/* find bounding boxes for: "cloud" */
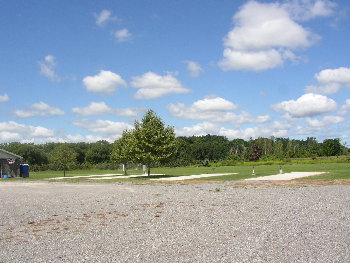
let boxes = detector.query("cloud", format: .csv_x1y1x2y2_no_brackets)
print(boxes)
113,28,132,42
72,102,113,116
0,121,54,142
192,96,237,111
220,49,284,71
14,102,64,118
43,134,108,143
169,96,270,125
339,99,350,115
219,125,290,139
305,67,350,94
272,93,337,118
306,115,344,128
72,119,133,140
38,55,60,81
175,122,220,137
175,121,290,140
0,120,133,143
185,61,203,77
0,94,9,102
95,9,117,27
72,101,143,117
115,108,144,117
296,115,344,135
283,0,336,21
219,0,322,71
131,72,190,99
83,70,127,94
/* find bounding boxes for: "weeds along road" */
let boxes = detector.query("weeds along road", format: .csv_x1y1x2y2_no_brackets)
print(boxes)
1,181,350,263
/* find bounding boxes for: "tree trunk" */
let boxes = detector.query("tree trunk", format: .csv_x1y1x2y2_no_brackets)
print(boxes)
64,169,66,177
147,167,151,177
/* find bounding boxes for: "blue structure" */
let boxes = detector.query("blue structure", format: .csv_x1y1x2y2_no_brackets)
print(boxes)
20,164,30,178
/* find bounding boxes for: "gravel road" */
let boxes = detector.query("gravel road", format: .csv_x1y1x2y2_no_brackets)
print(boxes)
1,181,349,263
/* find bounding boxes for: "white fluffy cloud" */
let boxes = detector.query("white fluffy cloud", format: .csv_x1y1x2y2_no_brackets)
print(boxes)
0,121,54,142
192,96,237,111
175,122,220,137
272,93,337,118
72,102,113,116
0,94,9,102
306,67,350,94
72,101,142,117
83,70,127,94
95,9,117,27
220,49,284,71
185,61,203,77
14,102,64,118
306,115,344,128
131,72,190,99
114,28,132,42
169,96,270,125
73,119,132,140
224,1,313,51
39,55,60,81
218,0,333,71
296,115,344,135
175,121,290,140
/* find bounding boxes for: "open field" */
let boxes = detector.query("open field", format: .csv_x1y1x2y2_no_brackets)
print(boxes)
10,163,349,183
1,181,350,262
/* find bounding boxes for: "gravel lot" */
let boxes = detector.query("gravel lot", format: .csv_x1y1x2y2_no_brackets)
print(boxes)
1,181,350,263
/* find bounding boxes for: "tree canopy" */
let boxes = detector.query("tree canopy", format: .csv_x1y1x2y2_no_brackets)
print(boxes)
112,110,177,176
51,144,78,176
111,130,134,174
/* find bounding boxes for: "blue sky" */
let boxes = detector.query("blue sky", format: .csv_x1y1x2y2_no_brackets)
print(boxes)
1,0,350,144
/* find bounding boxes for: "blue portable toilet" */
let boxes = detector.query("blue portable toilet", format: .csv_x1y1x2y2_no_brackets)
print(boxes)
20,164,29,178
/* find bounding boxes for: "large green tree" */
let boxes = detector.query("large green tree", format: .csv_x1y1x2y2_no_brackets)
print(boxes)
131,110,177,176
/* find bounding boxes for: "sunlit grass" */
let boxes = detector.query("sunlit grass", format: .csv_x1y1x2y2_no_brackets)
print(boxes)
3,162,349,182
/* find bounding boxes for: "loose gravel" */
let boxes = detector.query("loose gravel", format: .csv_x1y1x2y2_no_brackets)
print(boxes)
1,181,350,263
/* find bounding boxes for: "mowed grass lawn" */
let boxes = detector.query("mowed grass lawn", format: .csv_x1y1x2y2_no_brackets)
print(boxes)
18,162,350,182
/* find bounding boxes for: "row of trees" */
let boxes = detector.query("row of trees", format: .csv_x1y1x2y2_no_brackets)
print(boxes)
1,110,349,173
1,140,114,170
174,135,347,165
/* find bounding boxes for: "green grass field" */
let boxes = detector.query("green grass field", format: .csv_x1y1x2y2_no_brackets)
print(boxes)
5,162,346,182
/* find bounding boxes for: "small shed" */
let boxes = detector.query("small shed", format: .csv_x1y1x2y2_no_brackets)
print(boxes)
0,149,23,178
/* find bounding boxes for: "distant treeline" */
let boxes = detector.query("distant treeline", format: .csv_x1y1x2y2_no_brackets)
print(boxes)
1,136,348,171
